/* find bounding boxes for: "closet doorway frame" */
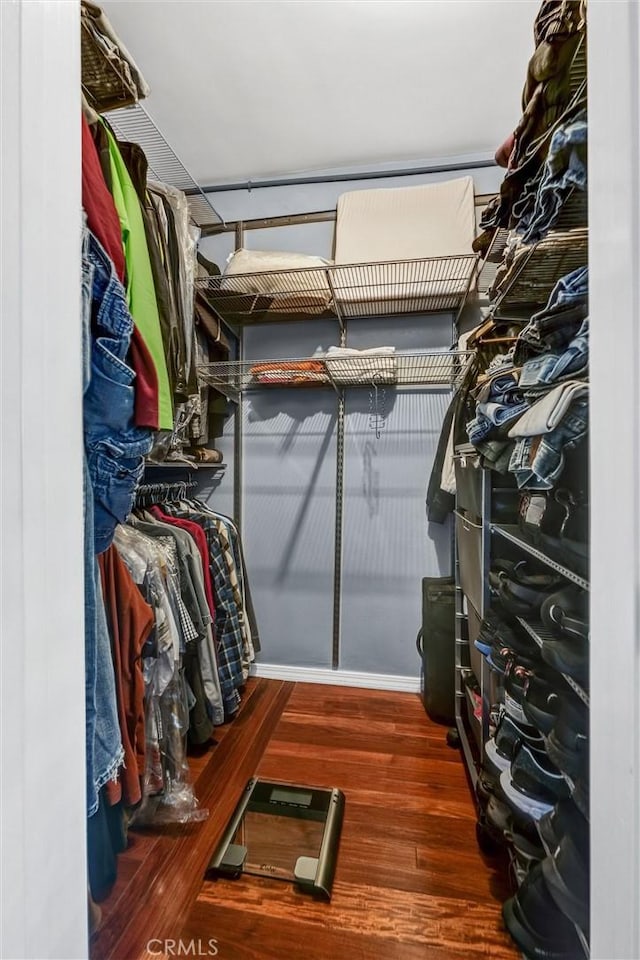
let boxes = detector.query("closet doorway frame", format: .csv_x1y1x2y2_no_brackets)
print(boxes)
0,2,87,959
589,2,640,957
1,2,639,958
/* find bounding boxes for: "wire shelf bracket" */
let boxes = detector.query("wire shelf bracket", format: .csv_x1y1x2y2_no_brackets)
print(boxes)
516,617,589,706
491,524,589,591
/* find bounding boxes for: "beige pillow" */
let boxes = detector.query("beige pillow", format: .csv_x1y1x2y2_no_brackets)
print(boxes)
221,248,333,299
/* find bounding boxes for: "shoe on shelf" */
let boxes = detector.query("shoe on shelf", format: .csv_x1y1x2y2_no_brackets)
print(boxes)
522,673,562,736
489,644,540,677
541,829,590,938
541,636,589,686
494,566,564,620
486,713,546,777
504,661,557,725
545,693,589,783
503,862,584,960
571,777,590,820
485,792,513,836
538,797,589,858
511,827,546,865
540,586,589,642
500,741,570,821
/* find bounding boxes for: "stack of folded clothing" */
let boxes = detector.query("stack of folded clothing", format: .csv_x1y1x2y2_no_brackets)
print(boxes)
249,360,329,386
469,265,589,492
466,353,528,466
323,346,397,385
506,267,589,492
513,110,587,244
477,1,586,239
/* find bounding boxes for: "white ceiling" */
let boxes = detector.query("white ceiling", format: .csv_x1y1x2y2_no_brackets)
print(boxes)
101,0,539,185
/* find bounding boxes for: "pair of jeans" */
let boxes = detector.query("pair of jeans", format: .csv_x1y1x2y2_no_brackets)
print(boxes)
83,227,153,553
83,224,124,817
467,399,529,445
515,300,588,363
519,317,589,391
540,265,589,312
509,397,589,490
475,371,523,406
514,266,589,362
514,112,587,242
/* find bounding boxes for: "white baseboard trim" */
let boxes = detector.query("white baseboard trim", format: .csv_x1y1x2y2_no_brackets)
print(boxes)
250,663,421,693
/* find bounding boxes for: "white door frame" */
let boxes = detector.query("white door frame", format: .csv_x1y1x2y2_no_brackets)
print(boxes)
589,2,640,958
1,2,640,958
0,2,87,958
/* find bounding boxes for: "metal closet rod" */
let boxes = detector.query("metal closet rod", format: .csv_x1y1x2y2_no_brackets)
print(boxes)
188,156,497,196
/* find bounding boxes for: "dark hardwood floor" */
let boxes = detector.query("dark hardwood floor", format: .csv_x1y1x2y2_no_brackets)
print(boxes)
92,680,518,960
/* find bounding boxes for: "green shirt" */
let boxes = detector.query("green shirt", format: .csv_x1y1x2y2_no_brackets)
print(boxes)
102,121,173,430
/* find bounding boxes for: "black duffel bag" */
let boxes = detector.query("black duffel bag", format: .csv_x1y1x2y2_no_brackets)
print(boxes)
416,577,456,724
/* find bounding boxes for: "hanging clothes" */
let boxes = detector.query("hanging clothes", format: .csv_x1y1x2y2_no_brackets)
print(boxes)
82,113,160,430
98,543,154,808
100,119,174,430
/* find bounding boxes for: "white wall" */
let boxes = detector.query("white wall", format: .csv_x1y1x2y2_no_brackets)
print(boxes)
0,2,87,958
589,2,640,957
101,0,539,183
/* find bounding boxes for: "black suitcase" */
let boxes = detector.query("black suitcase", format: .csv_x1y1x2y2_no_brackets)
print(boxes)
416,577,456,724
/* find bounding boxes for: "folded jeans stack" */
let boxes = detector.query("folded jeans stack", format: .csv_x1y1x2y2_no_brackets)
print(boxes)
507,313,589,490
513,109,587,243
515,265,588,362
467,365,528,446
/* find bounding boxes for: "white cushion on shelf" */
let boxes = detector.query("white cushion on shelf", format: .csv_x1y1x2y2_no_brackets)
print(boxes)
324,346,397,385
332,178,476,308
220,249,333,312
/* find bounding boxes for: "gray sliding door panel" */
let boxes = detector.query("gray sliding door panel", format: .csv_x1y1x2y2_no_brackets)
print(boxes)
340,388,452,676
243,389,337,667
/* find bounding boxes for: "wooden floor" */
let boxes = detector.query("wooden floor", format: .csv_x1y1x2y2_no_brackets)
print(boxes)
92,680,519,960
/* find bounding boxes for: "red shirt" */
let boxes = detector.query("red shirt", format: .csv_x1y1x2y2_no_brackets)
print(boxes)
82,114,160,430
82,114,125,282
98,544,154,807
149,507,216,621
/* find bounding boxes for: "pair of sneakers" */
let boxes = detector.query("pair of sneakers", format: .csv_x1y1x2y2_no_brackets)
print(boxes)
486,705,570,823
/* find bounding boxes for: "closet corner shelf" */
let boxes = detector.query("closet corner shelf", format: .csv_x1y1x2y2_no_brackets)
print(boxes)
194,254,479,327
104,103,224,227
515,617,589,706
491,524,589,591
197,350,474,399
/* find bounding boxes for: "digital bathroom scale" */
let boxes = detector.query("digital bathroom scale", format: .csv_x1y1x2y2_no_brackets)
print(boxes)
206,779,345,901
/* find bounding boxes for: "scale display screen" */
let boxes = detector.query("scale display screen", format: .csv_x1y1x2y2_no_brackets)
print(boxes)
270,787,313,807
207,779,345,900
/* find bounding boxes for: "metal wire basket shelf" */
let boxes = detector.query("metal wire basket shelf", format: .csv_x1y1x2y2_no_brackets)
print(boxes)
197,350,474,401
81,14,141,112
104,103,224,227
195,255,478,326
480,182,587,293
490,227,588,312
